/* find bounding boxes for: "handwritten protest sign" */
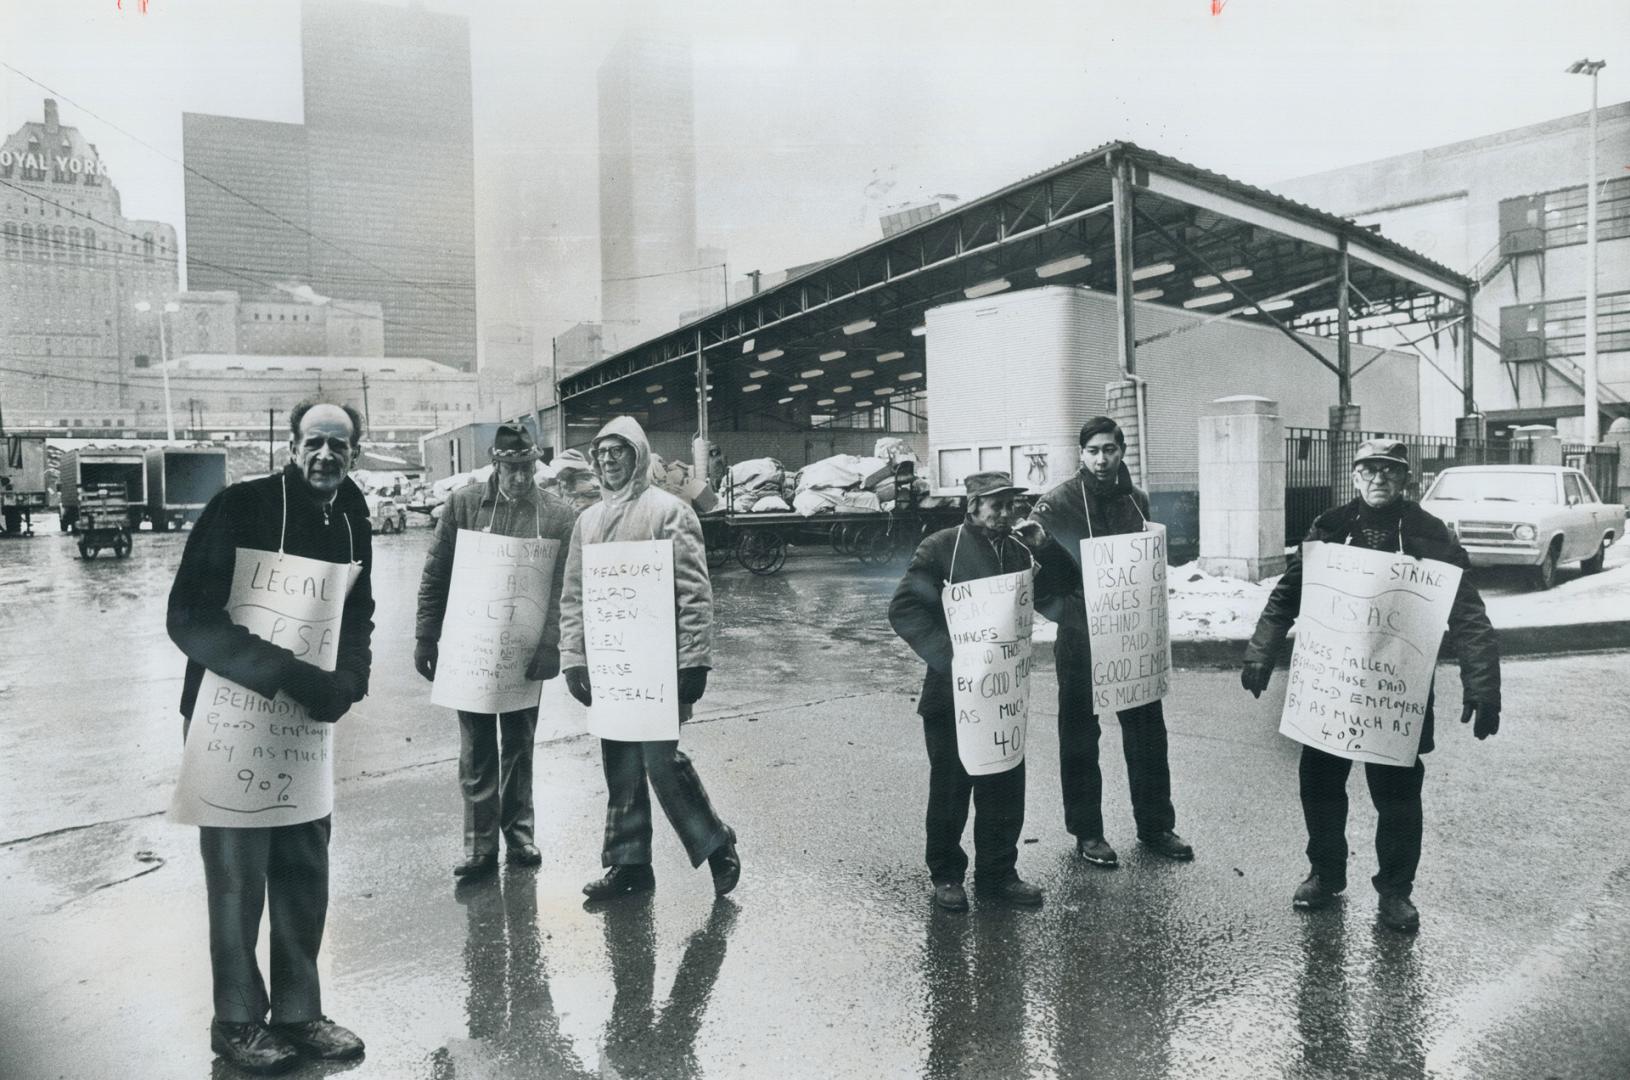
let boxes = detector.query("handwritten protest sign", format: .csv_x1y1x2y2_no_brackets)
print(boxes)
431,531,559,713
583,539,680,742
1279,541,1462,766
942,568,1035,775
170,549,352,827
1080,523,1171,713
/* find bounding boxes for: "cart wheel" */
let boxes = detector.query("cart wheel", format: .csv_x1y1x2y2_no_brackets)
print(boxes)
706,540,732,569
736,531,786,576
77,537,91,559
114,531,132,558
857,525,898,566
830,523,856,556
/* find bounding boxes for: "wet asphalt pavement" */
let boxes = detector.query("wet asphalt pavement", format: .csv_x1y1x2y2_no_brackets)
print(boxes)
2,526,1629,1079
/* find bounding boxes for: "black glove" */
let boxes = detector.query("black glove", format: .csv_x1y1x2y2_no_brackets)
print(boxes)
678,667,709,706
564,666,592,707
288,667,357,724
1461,701,1500,740
1240,661,1272,699
526,645,561,682
414,639,437,682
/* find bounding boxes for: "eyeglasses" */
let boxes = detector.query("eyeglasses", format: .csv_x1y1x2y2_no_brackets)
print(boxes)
592,444,633,462
1355,463,1407,481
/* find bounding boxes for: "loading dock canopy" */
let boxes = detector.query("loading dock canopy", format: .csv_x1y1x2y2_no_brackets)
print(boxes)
559,141,1475,433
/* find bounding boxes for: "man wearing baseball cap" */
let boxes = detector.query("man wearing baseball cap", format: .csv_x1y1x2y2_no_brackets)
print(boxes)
1241,438,1501,933
889,470,1060,911
416,424,577,880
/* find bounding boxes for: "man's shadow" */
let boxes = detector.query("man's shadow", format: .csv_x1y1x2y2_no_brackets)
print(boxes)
598,896,739,1080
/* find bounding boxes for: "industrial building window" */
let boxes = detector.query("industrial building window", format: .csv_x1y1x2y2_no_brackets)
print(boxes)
83,228,95,263
2,222,15,255
1538,177,1630,248
1503,290,1630,360
142,232,154,263
133,355,150,368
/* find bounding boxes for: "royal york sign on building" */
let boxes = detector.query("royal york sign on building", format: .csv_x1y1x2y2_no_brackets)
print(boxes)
0,149,109,178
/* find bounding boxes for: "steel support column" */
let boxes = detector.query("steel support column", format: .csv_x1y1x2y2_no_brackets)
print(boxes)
1337,238,1352,406
693,329,709,473
1461,289,1477,417
1111,155,1137,376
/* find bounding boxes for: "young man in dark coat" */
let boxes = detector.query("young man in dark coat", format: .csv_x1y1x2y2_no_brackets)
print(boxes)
167,401,373,1073
414,424,578,881
889,471,1055,911
1027,416,1193,868
1241,438,1502,933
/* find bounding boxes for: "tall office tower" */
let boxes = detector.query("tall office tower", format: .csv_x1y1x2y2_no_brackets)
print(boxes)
183,0,477,370
597,27,698,353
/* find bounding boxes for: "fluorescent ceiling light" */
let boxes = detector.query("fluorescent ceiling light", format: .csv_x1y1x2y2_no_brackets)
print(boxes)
749,369,770,378
644,383,663,393
778,396,793,404
817,398,835,406
854,401,872,408
742,384,761,393
1036,254,1092,278
964,278,1011,299
1257,299,1295,312
877,351,905,363
1192,268,1253,288
820,349,846,361
758,348,785,361
834,386,853,393
1133,288,1164,301
1132,262,1176,281
873,387,894,396
741,338,755,353
842,318,877,335
910,325,927,337
788,383,808,391
1183,292,1233,309
652,396,669,405
609,397,623,405
800,369,823,378
898,372,923,381
850,369,873,379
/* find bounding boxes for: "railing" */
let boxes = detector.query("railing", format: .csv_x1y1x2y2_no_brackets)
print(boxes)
1563,444,1622,504
1284,428,1532,543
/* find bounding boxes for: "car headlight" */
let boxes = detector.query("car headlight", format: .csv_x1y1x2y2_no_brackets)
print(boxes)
1513,524,1537,541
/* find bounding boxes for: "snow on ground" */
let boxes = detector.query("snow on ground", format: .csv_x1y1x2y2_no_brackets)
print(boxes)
1031,534,1630,644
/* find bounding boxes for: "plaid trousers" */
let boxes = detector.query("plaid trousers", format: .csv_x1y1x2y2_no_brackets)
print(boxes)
599,727,731,868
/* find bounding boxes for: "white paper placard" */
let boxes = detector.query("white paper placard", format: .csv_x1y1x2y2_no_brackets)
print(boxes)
431,530,559,714
1279,541,1462,766
583,539,680,742
1080,523,1171,713
942,567,1035,775
170,548,351,827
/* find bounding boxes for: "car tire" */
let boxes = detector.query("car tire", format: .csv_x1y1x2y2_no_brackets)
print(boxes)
1580,534,1610,575
1531,541,1560,590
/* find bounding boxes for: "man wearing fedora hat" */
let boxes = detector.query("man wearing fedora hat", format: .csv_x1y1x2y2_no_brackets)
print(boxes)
889,470,1059,911
416,423,578,881
1242,438,1501,933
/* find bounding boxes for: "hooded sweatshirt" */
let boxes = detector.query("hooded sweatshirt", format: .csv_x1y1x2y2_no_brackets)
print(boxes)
558,416,714,671
1028,461,1153,631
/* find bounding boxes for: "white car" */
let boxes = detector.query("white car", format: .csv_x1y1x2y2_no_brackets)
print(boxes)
1421,465,1625,589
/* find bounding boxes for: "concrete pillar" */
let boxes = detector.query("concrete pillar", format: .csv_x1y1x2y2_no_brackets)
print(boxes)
1198,395,1286,582
1455,414,1486,443
1328,402,1362,499
1107,379,1146,489
1512,424,1563,467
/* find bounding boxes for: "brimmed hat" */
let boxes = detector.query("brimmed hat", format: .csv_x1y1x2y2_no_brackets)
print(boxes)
964,470,1026,499
490,424,539,463
1353,439,1409,470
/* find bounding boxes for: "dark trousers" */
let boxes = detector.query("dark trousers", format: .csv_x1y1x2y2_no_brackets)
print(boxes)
922,711,1025,886
199,816,331,1024
457,707,539,858
1054,626,1177,840
600,735,730,868
1299,745,1425,898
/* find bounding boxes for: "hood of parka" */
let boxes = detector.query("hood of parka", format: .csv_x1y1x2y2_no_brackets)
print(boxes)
592,415,652,507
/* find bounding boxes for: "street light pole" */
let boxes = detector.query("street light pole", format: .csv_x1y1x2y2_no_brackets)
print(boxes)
134,300,180,440
1568,57,1607,444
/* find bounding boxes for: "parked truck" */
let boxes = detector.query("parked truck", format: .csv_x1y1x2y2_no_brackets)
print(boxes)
59,448,147,532
145,446,228,531
1,434,50,536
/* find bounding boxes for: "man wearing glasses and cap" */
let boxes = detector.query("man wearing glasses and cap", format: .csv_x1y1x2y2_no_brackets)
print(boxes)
415,424,577,881
1241,438,1502,933
889,471,1058,911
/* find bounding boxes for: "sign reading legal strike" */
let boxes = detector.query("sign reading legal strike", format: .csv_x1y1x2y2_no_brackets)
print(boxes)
1080,523,1171,713
431,531,559,713
583,539,680,742
170,549,352,827
1279,541,1462,766
942,567,1035,774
